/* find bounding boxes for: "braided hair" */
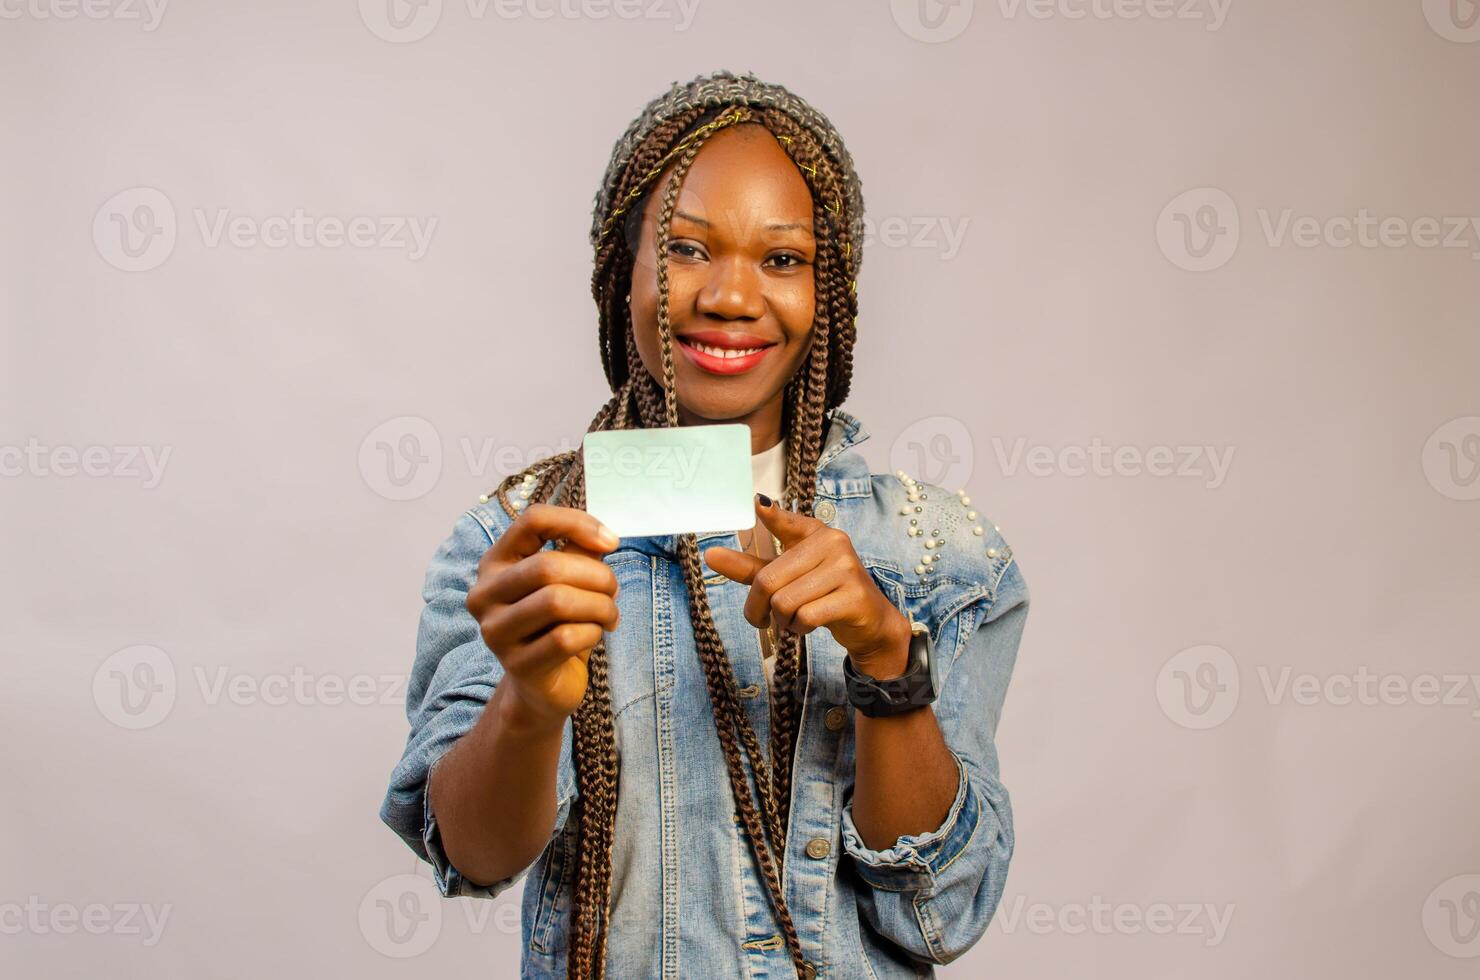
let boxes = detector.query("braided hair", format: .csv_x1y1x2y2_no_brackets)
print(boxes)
486,70,865,978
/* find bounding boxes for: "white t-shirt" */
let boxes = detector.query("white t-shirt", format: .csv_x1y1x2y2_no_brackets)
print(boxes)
752,437,786,691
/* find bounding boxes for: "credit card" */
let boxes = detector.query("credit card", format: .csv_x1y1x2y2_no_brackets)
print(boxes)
582,424,753,538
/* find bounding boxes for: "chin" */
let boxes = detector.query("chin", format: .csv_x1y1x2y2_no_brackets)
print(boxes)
675,390,772,423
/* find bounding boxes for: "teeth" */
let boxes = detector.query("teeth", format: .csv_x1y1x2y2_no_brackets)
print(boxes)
688,340,764,359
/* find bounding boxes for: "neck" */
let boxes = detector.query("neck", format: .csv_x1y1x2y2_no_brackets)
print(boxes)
675,394,786,456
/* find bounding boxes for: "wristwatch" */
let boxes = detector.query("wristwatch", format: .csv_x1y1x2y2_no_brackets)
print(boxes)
842,618,938,717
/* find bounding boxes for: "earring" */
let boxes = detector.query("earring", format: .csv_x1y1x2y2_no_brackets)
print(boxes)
625,294,632,303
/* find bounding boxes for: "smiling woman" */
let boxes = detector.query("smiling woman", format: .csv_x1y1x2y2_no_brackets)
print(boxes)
624,120,819,425
380,70,1028,980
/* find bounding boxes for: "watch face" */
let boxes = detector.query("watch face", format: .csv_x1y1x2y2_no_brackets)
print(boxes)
914,624,940,702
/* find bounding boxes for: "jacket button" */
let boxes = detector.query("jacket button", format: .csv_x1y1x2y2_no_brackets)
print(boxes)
824,706,847,731
805,837,831,859
814,500,836,524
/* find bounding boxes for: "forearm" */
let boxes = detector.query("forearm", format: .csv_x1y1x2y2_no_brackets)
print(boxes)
428,681,566,886
849,639,960,851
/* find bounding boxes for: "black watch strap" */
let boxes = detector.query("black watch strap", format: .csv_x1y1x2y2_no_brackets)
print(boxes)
843,620,937,717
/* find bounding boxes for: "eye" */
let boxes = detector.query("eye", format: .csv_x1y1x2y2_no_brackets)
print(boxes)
767,252,809,270
667,241,707,261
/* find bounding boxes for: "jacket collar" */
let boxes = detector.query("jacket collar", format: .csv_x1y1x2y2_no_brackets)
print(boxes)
616,406,870,559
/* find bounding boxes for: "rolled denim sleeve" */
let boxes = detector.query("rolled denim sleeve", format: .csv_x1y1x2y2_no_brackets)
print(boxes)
840,555,1028,964
378,507,578,900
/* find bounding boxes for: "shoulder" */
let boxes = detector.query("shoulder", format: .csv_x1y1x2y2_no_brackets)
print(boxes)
419,492,518,599
831,464,1026,629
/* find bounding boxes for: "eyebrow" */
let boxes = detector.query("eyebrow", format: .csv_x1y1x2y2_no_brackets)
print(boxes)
674,210,811,234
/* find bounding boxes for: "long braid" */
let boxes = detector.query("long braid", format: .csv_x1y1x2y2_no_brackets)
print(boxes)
485,71,865,978
645,118,806,964
490,383,634,979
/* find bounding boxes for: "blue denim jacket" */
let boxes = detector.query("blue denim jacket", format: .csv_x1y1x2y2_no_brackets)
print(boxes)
380,407,1029,978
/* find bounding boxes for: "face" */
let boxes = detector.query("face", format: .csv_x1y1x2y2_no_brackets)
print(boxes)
627,123,817,445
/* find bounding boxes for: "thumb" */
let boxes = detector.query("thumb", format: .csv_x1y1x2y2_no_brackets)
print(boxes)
702,545,766,585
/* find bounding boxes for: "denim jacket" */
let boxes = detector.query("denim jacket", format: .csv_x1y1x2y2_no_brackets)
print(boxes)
380,406,1029,978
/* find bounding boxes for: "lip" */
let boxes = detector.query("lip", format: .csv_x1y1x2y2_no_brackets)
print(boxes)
675,330,777,376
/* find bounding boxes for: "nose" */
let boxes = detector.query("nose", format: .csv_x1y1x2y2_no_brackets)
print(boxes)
694,256,765,321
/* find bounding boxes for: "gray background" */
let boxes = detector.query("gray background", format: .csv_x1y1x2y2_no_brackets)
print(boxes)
3,0,1478,976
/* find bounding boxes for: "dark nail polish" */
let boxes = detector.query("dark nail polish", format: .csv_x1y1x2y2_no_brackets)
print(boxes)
756,492,773,508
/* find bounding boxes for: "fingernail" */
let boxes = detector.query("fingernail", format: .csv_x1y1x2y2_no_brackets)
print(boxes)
756,492,773,508
598,523,620,548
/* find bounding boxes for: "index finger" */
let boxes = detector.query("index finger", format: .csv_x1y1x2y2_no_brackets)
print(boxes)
492,502,621,561
754,493,826,549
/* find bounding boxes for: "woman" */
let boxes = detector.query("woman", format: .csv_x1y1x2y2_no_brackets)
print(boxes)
380,70,1029,979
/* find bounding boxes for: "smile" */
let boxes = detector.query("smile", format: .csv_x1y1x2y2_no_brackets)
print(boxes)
675,331,777,376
